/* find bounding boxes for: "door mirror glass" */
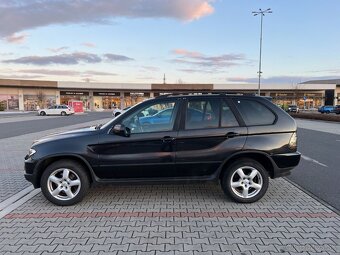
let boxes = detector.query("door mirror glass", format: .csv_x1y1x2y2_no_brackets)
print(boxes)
113,124,131,137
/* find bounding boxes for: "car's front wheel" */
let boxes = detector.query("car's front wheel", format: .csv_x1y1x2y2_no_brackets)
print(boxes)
40,111,46,116
41,160,90,206
221,159,269,203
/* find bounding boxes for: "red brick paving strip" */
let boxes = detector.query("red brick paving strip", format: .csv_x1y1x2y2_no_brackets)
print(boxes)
4,211,338,219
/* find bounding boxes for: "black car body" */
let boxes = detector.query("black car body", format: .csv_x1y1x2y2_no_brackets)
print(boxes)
25,94,301,205
287,105,299,113
335,105,340,114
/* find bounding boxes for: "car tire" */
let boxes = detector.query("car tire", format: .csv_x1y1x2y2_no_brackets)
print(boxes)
40,160,90,206
221,158,269,203
40,111,46,116
61,111,66,116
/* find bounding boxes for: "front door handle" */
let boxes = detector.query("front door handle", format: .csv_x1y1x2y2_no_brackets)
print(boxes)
226,132,239,138
162,136,176,143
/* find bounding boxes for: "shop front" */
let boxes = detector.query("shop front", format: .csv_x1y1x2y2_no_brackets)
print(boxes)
23,94,56,111
93,92,121,110
124,92,150,107
60,91,90,110
0,94,19,111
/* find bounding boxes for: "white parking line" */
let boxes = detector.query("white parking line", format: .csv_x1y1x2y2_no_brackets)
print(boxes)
301,155,328,168
0,188,41,219
0,186,34,211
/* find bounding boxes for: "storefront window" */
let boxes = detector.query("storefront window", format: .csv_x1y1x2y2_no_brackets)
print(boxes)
0,95,19,111
24,95,55,111
93,92,121,110
60,91,89,110
124,92,150,107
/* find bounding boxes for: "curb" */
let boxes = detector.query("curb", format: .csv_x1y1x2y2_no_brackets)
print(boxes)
284,177,340,216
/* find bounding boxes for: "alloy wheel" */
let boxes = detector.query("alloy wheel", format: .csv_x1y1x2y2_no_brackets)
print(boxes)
47,168,81,201
230,166,263,199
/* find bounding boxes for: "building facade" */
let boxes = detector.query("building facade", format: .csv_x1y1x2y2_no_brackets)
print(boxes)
0,79,339,111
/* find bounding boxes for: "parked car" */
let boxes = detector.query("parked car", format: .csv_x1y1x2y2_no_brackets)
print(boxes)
318,105,335,114
38,105,74,116
25,94,300,206
287,105,299,113
112,106,131,117
334,105,340,114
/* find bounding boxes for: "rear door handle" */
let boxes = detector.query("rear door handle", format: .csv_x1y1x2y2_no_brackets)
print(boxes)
226,132,239,138
162,136,176,143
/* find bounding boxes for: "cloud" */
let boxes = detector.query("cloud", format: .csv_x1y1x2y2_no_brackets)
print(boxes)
0,74,43,79
81,42,96,48
104,53,134,62
172,48,246,72
140,66,160,71
227,75,340,84
178,68,215,74
3,52,134,65
47,46,69,53
0,0,214,37
3,33,27,44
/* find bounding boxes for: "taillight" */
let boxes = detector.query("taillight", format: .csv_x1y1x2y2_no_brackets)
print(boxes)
289,132,297,150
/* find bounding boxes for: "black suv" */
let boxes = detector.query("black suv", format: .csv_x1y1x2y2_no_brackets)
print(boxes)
25,94,300,206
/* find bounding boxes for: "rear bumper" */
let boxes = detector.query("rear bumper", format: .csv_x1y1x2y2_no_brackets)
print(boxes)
270,152,301,178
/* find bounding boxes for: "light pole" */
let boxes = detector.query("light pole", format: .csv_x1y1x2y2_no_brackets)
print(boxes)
252,8,272,96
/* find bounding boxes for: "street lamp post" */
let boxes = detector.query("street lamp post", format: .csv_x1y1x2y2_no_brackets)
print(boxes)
252,8,272,96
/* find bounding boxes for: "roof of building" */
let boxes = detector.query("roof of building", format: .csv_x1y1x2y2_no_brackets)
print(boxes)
301,79,340,85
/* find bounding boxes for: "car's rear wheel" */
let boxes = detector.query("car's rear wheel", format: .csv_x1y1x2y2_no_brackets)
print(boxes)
61,111,66,116
221,159,269,203
40,111,46,116
41,160,90,206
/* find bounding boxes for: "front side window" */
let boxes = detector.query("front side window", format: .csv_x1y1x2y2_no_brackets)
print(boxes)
233,99,276,126
121,101,177,134
185,99,220,130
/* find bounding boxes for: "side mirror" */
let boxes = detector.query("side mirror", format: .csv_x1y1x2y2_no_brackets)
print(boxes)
113,124,131,137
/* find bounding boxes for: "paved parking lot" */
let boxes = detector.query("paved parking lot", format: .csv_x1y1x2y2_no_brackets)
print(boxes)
1,181,339,255
0,114,339,255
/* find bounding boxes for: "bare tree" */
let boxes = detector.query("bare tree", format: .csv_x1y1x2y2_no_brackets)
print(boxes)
36,90,44,109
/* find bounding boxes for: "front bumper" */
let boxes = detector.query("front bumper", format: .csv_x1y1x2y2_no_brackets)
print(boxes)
24,158,40,188
271,152,301,178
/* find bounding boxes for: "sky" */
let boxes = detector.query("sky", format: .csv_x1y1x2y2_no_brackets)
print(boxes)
0,0,339,85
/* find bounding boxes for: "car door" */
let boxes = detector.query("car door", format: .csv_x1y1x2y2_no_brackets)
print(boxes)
94,99,181,179
175,97,247,178
46,105,56,115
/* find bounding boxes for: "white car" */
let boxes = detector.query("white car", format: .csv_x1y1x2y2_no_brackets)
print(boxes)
38,105,75,116
112,106,131,117
112,107,123,117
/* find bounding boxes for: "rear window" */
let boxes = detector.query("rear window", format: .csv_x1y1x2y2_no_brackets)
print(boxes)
233,99,276,126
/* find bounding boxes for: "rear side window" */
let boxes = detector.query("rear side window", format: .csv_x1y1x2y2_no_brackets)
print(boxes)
221,100,239,127
233,99,275,126
185,99,220,129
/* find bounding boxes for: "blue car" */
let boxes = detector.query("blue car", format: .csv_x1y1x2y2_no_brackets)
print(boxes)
139,108,174,125
139,108,208,125
318,105,335,114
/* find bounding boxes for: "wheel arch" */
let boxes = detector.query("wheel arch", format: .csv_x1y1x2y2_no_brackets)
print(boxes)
35,154,96,187
218,151,275,179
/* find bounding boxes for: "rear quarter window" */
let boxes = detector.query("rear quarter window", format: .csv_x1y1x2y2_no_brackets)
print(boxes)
233,99,276,126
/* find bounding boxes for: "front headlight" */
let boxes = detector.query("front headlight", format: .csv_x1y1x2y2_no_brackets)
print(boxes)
28,148,36,158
